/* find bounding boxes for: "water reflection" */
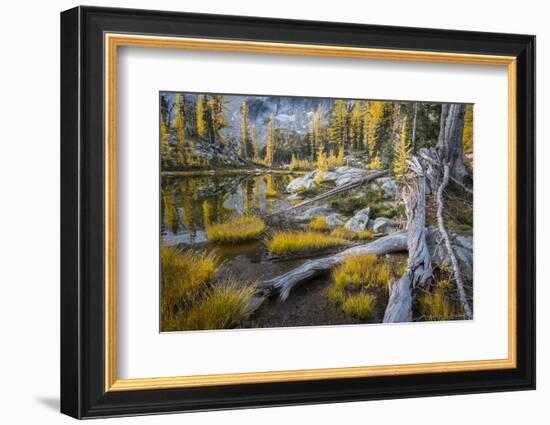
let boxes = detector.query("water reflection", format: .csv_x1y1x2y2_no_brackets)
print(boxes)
161,172,295,246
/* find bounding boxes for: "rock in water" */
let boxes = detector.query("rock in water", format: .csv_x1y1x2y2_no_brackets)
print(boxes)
372,217,399,234
344,207,371,232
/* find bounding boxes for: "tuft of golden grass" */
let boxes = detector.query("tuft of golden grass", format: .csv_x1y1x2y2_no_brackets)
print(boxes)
330,226,373,241
179,280,254,331
309,215,329,231
332,253,391,291
418,281,456,321
160,247,219,330
267,231,345,255
341,294,376,319
265,188,278,198
327,286,345,305
206,215,266,243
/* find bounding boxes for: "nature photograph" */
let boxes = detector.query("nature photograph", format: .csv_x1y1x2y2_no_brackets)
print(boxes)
159,91,474,332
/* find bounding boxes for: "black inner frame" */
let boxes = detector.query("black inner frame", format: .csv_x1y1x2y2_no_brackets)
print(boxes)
60,6,535,419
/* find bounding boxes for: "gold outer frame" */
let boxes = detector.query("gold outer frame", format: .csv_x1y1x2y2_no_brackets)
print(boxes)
104,33,517,392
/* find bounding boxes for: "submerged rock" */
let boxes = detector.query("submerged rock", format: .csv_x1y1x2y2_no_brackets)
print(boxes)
344,207,371,232
372,217,399,234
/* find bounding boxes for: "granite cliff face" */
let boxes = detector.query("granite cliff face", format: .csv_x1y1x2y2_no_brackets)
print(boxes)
162,92,337,146
223,95,334,143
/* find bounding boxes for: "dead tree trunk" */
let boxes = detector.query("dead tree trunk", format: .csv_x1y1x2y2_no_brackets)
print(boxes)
435,164,473,319
383,158,432,322
420,103,473,319
436,104,468,184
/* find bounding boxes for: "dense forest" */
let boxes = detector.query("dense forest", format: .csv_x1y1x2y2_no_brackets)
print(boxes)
159,92,474,332
159,93,473,172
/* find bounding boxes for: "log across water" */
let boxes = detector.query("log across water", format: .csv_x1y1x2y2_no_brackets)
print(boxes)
261,231,408,301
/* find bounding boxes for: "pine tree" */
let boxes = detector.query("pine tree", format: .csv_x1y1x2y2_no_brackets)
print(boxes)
364,101,386,158
160,113,171,167
336,145,345,166
463,104,473,156
393,122,412,177
251,126,260,161
174,94,187,166
207,95,227,145
290,153,298,170
264,114,276,166
350,101,365,151
328,100,348,152
240,101,250,158
316,144,326,170
197,95,209,138
306,126,315,161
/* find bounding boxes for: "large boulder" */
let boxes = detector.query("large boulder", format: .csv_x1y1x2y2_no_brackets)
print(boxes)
317,166,366,186
375,176,398,198
427,228,473,282
344,207,371,232
326,213,345,227
372,217,399,234
286,171,316,193
293,205,334,222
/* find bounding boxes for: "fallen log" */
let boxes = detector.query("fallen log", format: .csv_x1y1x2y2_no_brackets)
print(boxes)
263,231,408,301
265,169,388,219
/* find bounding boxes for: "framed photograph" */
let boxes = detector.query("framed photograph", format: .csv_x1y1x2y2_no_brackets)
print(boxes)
60,6,535,419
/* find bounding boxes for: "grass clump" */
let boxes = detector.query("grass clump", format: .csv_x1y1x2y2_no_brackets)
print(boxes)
418,280,456,321
265,188,278,198
207,215,266,243
332,254,391,291
267,231,345,255
327,254,393,321
341,294,376,320
309,216,329,231
160,247,254,332
330,226,373,241
179,281,254,330
160,247,219,330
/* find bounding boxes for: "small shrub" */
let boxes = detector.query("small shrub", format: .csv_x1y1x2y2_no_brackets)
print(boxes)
342,294,376,319
267,231,345,255
332,253,391,290
309,216,329,231
207,215,266,243
179,281,254,330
